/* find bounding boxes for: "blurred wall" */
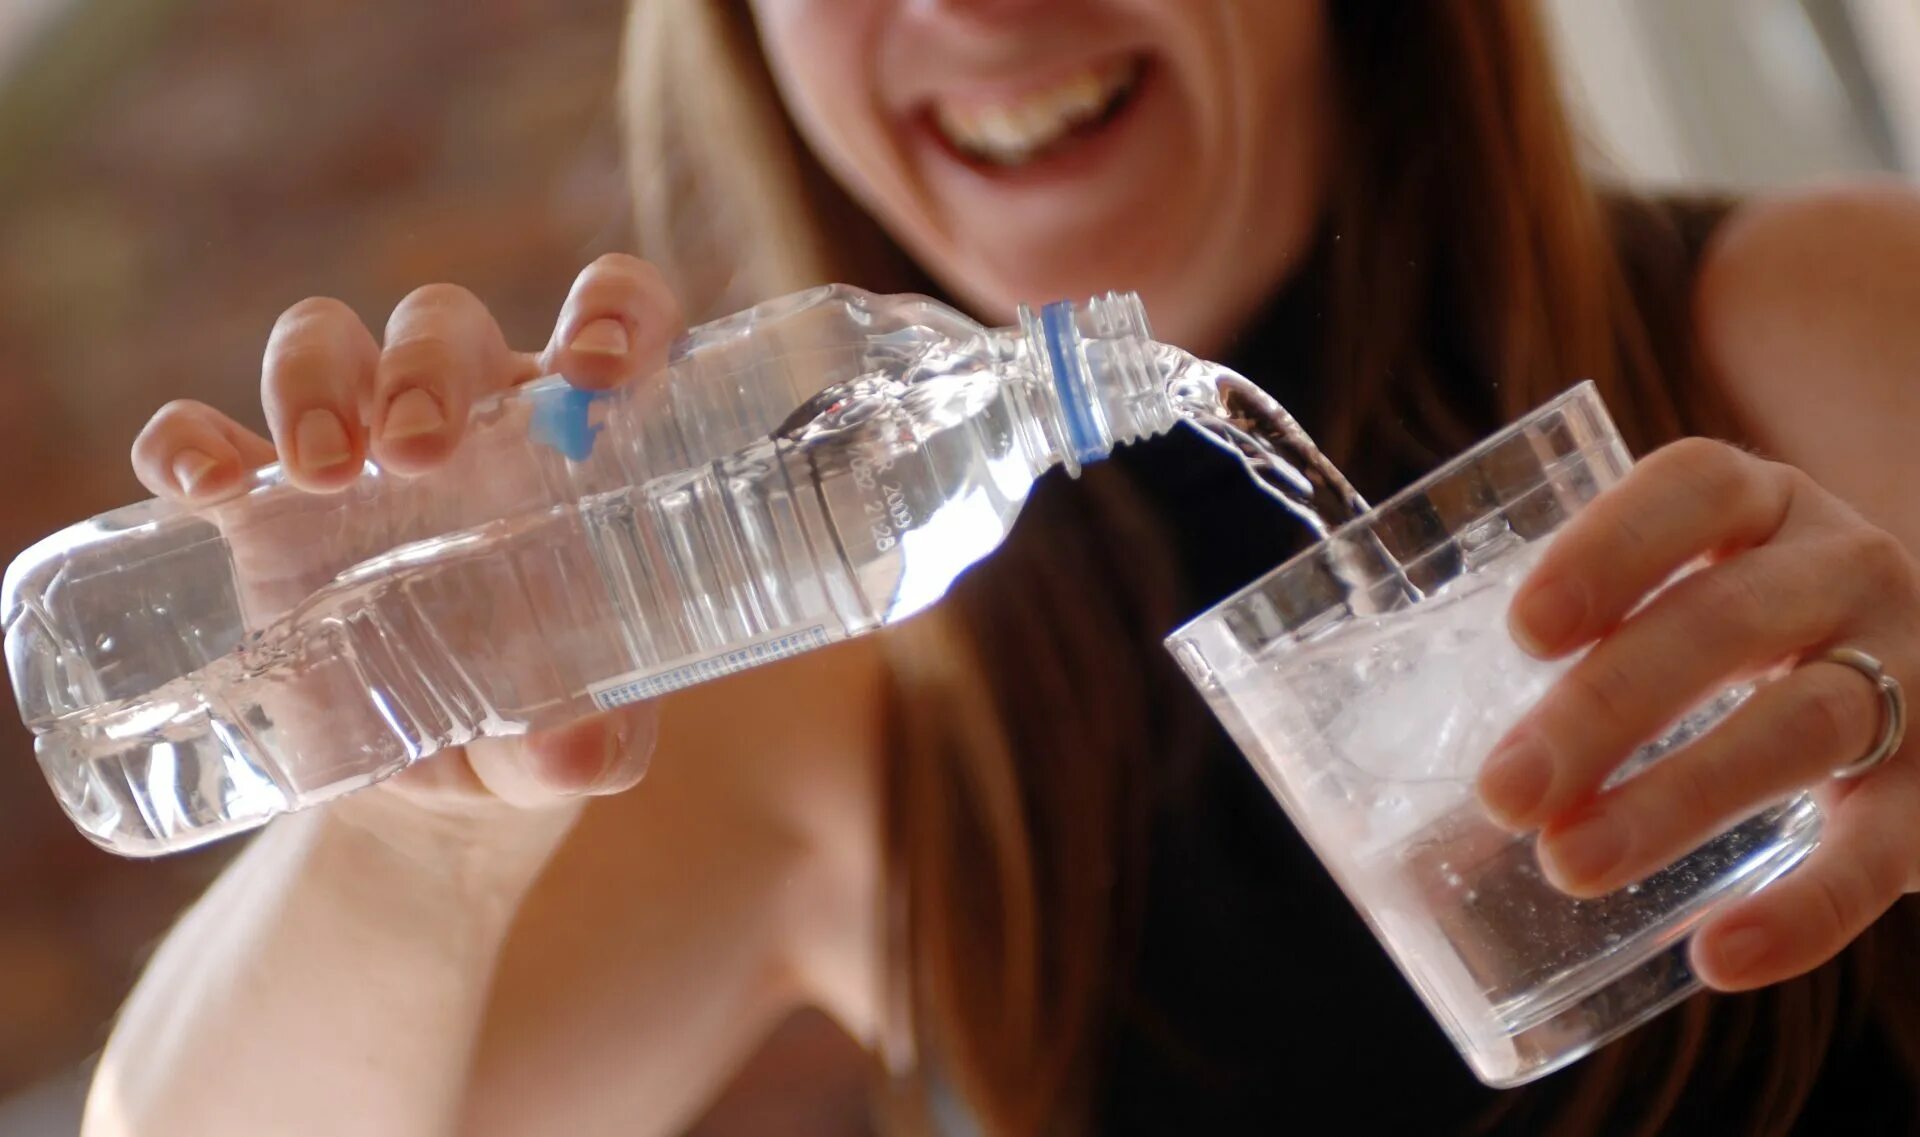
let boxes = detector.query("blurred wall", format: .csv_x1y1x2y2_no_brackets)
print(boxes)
1545,0,1917,185
0,0,632,1105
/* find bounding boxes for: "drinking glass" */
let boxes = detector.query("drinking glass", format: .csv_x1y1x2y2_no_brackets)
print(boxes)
1164,382,1821,1086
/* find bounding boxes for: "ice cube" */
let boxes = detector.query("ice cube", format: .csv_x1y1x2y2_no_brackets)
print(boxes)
1324,566,1562,786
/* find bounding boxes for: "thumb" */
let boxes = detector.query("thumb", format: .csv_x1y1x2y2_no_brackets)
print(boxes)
467,704,659,807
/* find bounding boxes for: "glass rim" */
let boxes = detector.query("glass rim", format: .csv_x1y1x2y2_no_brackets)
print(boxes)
1166,379,1607,645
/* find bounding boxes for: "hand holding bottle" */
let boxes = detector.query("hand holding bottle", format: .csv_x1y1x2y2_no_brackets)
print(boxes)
19,278,1166,856
125,256,681,842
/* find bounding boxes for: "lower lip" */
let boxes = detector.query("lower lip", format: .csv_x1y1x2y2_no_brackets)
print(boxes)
917,61,1159,191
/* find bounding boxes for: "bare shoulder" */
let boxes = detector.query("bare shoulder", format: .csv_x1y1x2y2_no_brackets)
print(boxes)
1693,180,1920,532
1696,179,1920,421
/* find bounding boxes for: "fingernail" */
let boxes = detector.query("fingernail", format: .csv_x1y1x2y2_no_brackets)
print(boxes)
1544,810,1625,887
1511,578,1587,658
380,388,445,441
599,727,624,781
171,448,220,494
1708,926,1771,979
561,728,625,798
1479,732,1553,827
568,317,629,358
295,408,353,469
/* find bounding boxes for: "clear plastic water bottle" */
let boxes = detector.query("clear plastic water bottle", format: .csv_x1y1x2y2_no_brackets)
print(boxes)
6,285,1181,855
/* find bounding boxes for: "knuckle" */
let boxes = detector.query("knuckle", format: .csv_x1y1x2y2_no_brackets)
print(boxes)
261,340,347,403
1648,438,1784,528
1775,458,1818,498
147,398,211,430
1563,654,1638,727
1680,565,1774,651
1748,457,1803,522
1650,436,1729,482
588,251,654,283
1810,857,1882,941
133,400,209,458
591,255,681,324
1591,502,1652,560
1660,435,1728,469
379,334,464,386
1809,871,1856,943
1666,438,1744,504
277,295,356,330
1663,755,1724,838
1841,527,1912,593
397,281,480,314
1788,669,1863,760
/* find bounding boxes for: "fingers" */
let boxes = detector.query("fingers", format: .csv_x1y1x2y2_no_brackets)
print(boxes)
540,254,684,390
1479,543,1858,828
461,705,658,808
132,400,280,502
261,298,382,491
370,283,530,475
1533,658,1884,896
254,260,682,492
1690,762,1920,990
1510,439,1798,659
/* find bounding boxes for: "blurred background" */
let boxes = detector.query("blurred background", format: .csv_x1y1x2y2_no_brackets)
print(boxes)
0,1,1913,1133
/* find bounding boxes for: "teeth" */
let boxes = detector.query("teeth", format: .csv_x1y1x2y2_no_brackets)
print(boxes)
934,60,1139,167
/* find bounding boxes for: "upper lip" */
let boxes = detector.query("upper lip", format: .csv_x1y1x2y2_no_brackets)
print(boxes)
884,48,1147,121
927,57,1143,166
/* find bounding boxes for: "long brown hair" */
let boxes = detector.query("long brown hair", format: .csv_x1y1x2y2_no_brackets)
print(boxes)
621,3,1920,1134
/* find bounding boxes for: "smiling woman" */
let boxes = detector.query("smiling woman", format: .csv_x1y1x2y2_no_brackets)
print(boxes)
927,56,1143,168
499,3,1920,1134
739,0,1332,358
22,1,1920,1136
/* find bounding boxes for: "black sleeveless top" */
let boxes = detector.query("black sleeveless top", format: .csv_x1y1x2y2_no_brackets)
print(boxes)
1086,203,1920,1135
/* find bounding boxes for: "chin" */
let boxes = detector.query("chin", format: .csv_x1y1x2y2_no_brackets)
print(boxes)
938,253,1227,360
940,231,1189,325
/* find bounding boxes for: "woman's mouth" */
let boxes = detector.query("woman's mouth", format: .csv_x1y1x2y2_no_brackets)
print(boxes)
927,55,1147,170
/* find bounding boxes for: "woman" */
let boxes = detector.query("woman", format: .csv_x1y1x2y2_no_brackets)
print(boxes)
95,2,1920,1134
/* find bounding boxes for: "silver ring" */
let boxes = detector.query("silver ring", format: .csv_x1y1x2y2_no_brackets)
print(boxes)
1816,647,1906,779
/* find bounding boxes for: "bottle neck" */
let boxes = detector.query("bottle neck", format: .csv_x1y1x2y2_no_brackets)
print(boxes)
1013,291,1179,476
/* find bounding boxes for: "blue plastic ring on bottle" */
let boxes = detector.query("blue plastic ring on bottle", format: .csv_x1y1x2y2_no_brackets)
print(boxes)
1041,301,1104,465
530,382,614,462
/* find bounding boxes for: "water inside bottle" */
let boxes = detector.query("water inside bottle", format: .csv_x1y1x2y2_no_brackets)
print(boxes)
29,328,1400,856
